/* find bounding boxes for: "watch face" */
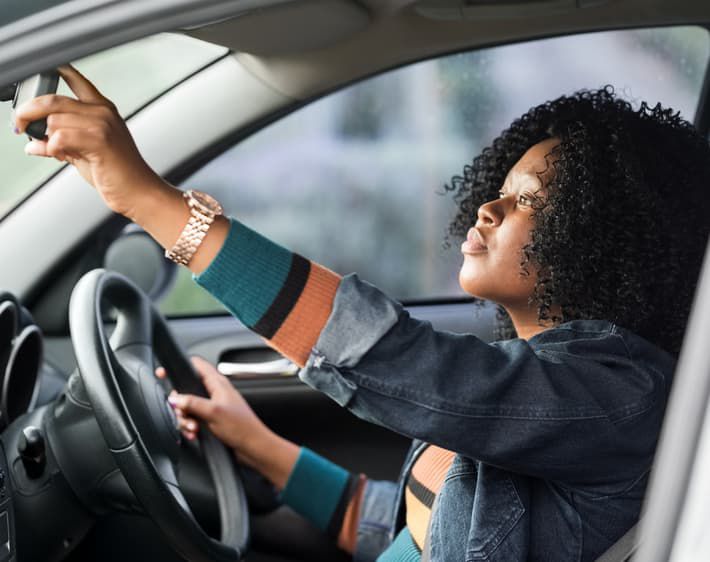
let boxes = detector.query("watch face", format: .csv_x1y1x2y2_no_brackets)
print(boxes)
188,190,223,215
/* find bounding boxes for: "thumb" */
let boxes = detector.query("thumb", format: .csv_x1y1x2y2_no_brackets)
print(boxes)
169,392,215,422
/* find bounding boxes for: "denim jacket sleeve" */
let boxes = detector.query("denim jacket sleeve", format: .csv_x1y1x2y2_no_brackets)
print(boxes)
300,274,671,488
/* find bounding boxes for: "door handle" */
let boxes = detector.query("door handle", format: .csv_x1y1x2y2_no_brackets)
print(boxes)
217,358,299,379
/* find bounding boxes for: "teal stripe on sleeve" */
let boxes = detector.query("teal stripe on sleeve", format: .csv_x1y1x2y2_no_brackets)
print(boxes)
193,218,293,327
280,447,351,531
377,527,421,562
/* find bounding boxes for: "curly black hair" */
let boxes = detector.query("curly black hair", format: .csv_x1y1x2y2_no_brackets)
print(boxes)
446,86,710,355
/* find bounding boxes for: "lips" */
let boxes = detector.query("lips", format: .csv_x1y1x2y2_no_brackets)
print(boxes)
461,228,487,254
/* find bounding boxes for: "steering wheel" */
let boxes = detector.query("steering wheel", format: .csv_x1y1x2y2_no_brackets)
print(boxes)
68,268,249,561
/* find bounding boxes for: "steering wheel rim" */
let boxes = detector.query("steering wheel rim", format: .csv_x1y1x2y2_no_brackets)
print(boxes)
69,268,249,561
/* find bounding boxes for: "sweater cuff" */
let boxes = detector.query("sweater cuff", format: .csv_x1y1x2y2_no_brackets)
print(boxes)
192,217,293,327
280,447,351,531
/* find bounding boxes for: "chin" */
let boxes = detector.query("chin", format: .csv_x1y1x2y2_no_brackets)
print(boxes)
458,265,490,300
458,263,530,305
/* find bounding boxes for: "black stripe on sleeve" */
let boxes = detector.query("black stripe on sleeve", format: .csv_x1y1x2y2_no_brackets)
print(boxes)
253,253,311,339
407,474,435,509
326,473,359,540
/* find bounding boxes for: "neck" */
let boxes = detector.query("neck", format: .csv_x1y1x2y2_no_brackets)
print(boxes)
504,305,558,341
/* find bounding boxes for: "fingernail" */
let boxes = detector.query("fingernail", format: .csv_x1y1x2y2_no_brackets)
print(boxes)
187,421,197,431
168,395,179,407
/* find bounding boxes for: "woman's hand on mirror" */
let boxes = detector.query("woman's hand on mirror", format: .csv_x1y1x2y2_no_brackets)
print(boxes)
12,64,169,222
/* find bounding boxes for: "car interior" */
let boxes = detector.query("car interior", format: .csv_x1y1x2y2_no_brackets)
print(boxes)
0,1,709,561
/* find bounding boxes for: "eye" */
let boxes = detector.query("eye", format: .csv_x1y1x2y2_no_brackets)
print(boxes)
517,193,534,207
498,191,506,199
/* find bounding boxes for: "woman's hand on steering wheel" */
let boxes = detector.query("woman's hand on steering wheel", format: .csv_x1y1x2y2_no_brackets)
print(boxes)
157,356,301,490
158,356,267,453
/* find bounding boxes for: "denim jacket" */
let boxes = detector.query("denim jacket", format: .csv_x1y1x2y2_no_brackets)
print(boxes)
299,275,675,561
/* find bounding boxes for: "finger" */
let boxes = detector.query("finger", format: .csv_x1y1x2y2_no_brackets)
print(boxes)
175,412,199,440
174,406,198,426
25,128,84,163
168,392,215,421
58,64,109,104
168,392,185,417
45,112,102,136
178,417,199,433
155,366,167,379
44,127,108,162
25,137,74,162
14,95,103,133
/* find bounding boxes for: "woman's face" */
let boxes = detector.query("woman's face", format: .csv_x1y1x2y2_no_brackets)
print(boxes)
458,138,558,308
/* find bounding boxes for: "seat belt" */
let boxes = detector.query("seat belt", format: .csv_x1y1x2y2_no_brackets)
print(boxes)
595,522,640,562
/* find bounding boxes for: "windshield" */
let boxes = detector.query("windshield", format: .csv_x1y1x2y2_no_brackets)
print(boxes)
0,32,227,219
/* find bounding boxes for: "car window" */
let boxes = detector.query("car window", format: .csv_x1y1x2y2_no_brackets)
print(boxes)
0,33,227,219
159,24,710,317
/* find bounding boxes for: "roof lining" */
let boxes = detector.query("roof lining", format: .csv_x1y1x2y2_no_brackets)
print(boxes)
188,0,710,100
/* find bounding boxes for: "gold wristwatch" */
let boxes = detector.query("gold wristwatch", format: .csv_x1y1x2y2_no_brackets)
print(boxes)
165,190,224,266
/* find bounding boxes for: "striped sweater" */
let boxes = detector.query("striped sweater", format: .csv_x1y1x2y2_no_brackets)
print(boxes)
194,217,456,559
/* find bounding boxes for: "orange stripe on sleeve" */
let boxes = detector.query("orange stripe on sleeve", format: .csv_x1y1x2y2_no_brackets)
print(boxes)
268,262,341,367
337,474,367,553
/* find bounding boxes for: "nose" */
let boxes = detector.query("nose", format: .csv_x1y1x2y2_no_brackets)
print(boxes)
476,198,504,227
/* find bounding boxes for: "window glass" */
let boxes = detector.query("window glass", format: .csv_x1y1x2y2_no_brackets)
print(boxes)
156,25,710,316
0,33,226,219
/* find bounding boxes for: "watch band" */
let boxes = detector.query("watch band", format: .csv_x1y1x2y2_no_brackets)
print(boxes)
165,190,223,266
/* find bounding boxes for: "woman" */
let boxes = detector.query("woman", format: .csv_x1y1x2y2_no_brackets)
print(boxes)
13,66,710,561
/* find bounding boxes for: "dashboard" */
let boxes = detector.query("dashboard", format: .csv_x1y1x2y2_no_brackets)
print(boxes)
0,291,45,562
